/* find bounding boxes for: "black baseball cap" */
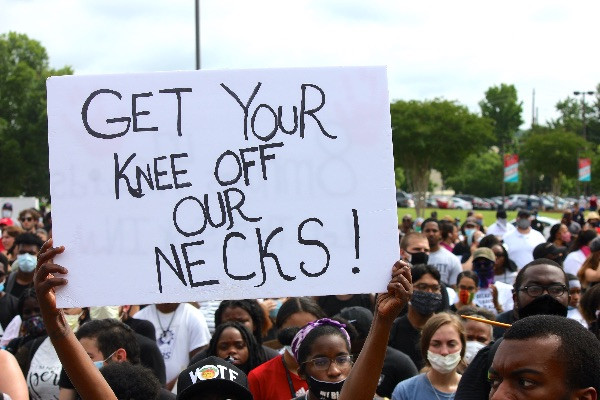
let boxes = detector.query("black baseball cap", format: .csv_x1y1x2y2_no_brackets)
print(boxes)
337,306,373,340
532,242,566,260
177,356,253,400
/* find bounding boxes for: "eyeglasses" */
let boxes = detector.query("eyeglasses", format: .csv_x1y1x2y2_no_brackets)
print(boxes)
20,217,33,222
518,284,567,298
414,283,442,292
458,285,476,291
302,355,353,371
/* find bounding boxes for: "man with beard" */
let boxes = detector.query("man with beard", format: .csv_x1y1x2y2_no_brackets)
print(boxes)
454,258,571,400
388,264,445,369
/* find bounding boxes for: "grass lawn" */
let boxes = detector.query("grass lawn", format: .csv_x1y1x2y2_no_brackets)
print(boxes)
397,208,564,227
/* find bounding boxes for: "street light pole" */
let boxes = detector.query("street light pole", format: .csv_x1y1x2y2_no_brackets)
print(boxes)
573,90,594,140
195,0,201,70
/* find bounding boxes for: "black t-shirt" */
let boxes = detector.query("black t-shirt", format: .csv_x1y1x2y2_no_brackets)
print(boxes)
376,346,418,398
388,315,423,369
5,271,31,299
0,293,19,330
316,294,374,317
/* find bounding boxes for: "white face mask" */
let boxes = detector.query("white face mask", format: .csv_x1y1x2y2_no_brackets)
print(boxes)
89,306,120,320
64,313,83,333
427,350,462,374
463,340,486,365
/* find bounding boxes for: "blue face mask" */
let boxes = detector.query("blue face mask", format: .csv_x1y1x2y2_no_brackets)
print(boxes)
0,281,4,292
93,350,117,369
17,253,37,273
269,300,283,320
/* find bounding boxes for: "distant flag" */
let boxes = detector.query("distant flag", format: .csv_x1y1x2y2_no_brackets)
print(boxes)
579,158,591,182
504,154,519,183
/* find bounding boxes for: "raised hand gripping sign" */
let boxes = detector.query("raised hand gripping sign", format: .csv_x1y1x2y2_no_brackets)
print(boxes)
47,66,398,307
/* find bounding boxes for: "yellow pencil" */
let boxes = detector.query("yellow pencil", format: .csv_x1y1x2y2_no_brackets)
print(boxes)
461,314,512,329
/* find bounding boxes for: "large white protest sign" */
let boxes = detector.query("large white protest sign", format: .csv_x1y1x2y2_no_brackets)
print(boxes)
47,66,398,307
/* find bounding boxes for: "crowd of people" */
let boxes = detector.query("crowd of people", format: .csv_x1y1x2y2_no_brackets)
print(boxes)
0,202,599,400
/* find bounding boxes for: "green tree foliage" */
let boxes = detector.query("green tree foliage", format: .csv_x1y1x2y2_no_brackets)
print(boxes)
521,127,589,196
445,151,520,197
0,32,72,197
390,99,493,216
479,84,523,151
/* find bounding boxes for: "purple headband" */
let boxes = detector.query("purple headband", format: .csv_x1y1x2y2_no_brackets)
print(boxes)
290,318,351,361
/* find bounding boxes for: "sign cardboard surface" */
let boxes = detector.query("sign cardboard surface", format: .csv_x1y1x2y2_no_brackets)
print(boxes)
47,66,398,307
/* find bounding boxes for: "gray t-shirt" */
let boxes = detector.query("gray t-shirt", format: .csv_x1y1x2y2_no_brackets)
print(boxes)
428,247,462,286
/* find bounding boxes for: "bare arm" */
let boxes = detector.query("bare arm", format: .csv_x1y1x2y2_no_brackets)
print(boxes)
340,261,412,400
35,239,117,400
0,349,28,400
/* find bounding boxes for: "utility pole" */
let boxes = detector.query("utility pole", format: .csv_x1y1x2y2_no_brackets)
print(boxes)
195,0,201,70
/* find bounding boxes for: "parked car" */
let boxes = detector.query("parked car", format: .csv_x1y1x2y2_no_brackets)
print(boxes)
396,190,415,208
481,197,498,210
454,194,492,210
505,194,546,211
429,195,453,209
451,197,474,210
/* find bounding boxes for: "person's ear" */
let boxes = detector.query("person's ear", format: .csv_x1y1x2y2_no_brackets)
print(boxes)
570,386,596,400
113,348,127,362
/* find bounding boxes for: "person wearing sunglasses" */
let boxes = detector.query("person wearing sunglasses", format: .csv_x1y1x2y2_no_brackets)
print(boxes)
17,209,40,234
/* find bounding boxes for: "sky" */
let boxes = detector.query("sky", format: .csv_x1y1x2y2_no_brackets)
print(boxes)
1,0,598,129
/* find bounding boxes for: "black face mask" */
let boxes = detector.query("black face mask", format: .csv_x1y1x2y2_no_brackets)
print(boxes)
517,294,568,319
407,251,429,265
306,375,345,400
410,290,442,315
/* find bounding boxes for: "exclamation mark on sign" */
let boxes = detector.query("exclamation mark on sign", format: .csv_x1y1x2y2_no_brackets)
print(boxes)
352,209,360,274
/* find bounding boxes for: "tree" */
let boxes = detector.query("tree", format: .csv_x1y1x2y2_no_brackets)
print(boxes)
520,127,589,197
479,84,523,199
0,32,72,197
445,151,520,197
390,99,493,216
479,84,523,149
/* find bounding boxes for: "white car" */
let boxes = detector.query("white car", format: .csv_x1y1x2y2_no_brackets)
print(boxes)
451,197,473,210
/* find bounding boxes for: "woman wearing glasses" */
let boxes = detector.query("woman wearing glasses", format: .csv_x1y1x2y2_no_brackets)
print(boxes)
392,313,465,400
290,318,354,400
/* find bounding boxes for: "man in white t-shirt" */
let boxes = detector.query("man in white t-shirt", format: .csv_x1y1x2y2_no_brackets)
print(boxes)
487,209,515,238
135,303,210,390
422,218,462,288
502,210,545,269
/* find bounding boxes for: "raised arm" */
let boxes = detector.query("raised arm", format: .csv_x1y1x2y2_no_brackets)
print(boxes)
0,349,28,400
340,261,412,400
35,239,117,400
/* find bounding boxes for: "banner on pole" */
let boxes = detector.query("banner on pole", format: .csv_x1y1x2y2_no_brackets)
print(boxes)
579,158,591,182
504,154,519,183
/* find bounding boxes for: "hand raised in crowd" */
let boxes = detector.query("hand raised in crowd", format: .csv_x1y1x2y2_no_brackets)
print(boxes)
340,261,413,400
375,260,412,322
34,239,118,400
34,239,68,336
